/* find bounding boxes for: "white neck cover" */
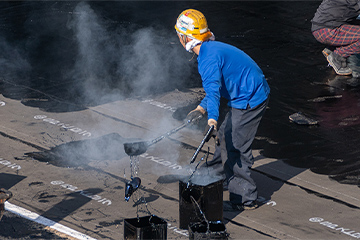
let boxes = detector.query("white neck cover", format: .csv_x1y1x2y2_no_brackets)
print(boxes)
185,32,216,52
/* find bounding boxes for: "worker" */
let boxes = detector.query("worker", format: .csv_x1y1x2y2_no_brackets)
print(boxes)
175,9,270,210
311,0,360,76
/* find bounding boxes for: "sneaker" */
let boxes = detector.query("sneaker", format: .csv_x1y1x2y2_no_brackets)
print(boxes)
326,51,352,75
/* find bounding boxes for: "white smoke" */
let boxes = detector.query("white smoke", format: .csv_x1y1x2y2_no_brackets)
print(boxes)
121,27,183,97
63,2,197,174
1,2,198,177
67,2,192,105
66,2,121,103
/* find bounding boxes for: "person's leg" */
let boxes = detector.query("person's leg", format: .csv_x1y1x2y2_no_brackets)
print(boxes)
326,25,360,57
312,26,358,75
312,27,332,44
225,99,268,207
313,25,360,57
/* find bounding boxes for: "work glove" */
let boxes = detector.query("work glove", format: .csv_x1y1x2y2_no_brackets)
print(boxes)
204,119,220,145
186,105,206,123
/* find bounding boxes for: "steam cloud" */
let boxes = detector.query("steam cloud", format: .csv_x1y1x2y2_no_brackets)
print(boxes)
1,2,200,177
67,2,192,105
1,2,193,103
65,2,196,175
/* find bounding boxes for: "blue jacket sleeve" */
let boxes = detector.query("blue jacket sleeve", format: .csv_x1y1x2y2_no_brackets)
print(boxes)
199,59,222,121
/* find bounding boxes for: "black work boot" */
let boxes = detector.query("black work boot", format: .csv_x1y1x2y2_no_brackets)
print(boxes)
324,49,352,75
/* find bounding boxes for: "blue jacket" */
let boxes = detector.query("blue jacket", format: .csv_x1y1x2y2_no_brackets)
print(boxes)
198,41,270,121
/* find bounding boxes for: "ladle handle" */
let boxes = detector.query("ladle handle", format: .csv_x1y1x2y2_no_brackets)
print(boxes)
190,125,214,164
149,115,203,146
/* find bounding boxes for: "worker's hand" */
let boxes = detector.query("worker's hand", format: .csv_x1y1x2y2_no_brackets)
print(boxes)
204,119,220,145
186,105,206,123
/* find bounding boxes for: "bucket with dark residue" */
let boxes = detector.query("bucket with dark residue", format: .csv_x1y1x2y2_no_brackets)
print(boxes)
124,215,167,240
189,221,229,240
179,176,223,230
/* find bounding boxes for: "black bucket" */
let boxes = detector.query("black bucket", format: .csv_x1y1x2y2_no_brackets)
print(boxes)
179,177,223,230
124,215,167,240
189,221,229,240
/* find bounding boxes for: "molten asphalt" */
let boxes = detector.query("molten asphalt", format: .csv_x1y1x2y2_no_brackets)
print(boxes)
0,1,359,240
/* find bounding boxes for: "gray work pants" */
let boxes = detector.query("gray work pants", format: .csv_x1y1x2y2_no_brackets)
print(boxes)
206,98,269,205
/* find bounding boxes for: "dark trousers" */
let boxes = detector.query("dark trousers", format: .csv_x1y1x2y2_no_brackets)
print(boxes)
206,98,269,205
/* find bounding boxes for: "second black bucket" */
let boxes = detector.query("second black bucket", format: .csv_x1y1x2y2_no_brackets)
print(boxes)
123,215,167,240
179,176,223,230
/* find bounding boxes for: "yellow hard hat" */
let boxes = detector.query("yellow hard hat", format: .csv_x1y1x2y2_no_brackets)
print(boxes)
175,9,212,42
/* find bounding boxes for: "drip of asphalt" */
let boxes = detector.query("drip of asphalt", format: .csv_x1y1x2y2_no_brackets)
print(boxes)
125,156,142,203
127,156,155,219
129,155,140,178
124,177,141,202
190,195,210,233
186,149,210,188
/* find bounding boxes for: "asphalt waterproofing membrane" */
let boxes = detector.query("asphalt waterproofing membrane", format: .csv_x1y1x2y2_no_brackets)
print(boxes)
0,1,360,240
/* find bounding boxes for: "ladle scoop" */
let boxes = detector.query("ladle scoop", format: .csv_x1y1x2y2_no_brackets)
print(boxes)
124,115,203,156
